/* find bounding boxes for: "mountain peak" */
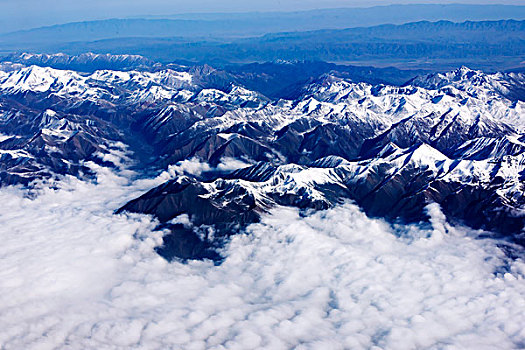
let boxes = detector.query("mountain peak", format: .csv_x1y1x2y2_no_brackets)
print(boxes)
406,66,525,102
407,66,483,89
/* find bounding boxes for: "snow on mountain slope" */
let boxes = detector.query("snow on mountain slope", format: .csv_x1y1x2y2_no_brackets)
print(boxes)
120,144,525,261
141,69,523,172
302,71,525,131
408,66,525,100
0,62,524,258
453,135,525,160
0,66,90,94
0,64,521,163
0,65,196,102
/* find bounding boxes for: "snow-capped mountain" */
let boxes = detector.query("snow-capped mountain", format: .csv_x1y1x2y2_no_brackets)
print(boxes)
407,66,525,102
0,65,194,99
0,62,523,260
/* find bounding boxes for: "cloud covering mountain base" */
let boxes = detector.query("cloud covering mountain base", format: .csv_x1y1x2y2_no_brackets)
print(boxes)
1,166,524,349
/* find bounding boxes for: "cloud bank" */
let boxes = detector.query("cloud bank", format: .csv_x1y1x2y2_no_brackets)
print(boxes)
0,165,524,349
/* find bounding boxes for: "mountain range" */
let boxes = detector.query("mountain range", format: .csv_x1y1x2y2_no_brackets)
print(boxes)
0,54,523,261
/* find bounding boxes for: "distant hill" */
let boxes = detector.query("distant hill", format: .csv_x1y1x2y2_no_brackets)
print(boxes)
39,20,525,71
0,5,523,72
1,4,525,46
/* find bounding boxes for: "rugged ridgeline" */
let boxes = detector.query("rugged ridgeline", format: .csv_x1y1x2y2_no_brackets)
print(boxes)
0,53,427,96
0,57,524,261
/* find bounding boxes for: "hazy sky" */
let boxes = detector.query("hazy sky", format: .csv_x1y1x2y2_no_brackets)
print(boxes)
1,0,525,32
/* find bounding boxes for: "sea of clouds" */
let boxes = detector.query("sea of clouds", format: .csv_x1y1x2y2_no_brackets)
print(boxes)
1,160,525,349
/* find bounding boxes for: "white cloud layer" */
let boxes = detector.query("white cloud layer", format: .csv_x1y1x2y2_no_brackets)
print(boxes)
156,156,252,179
0,165,524,349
